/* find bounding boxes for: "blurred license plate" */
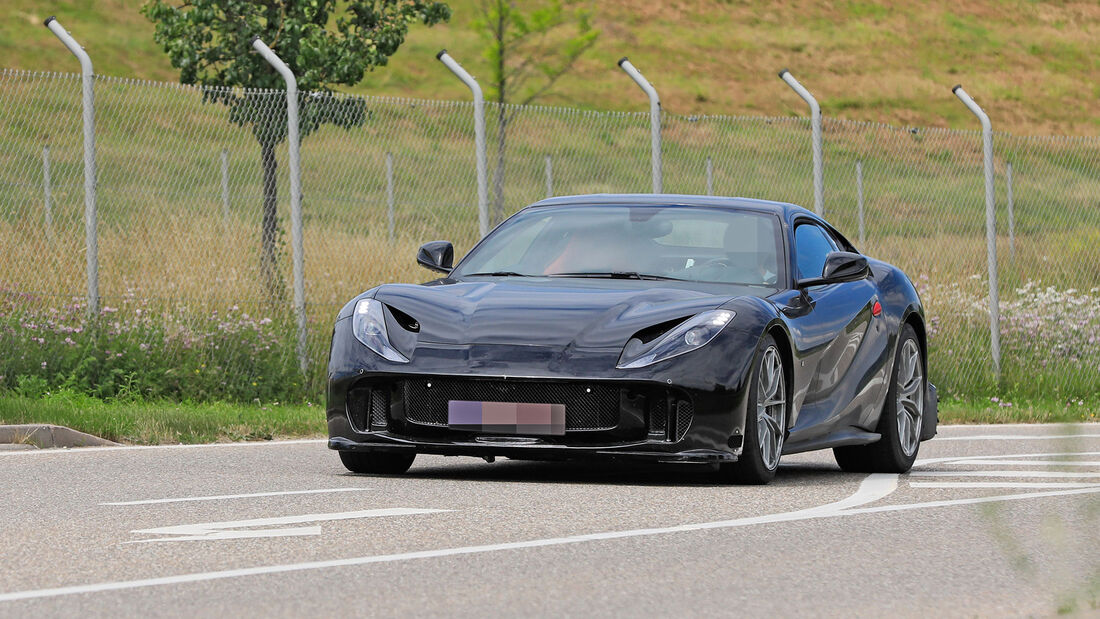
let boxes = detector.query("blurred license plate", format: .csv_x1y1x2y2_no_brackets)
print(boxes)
448,401,566,436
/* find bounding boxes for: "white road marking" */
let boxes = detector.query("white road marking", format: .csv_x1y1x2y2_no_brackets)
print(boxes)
2,431,1098,602
838,486,1100,517
129,508,449,543
951,459,1100,467
933,434,1100,441
915,450,1100,468
910,481,1100,489
7,476,1100,604
911,470,1100,479
934,423,1096,429
0,438,326,457
102,488,368,506
0,474,895,602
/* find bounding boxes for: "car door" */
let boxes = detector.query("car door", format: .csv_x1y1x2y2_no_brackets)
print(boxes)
784,219,879,444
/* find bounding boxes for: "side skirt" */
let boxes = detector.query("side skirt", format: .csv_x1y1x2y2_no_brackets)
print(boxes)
782,428,881,455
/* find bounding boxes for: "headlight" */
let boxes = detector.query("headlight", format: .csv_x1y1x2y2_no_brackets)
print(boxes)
617,310,734,369
352,298,409,363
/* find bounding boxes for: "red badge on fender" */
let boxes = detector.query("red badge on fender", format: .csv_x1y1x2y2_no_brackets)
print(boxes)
871,301,882,317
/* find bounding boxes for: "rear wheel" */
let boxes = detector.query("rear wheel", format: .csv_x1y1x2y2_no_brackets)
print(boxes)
339,451,416,475
834,324,924,473
719,334,787,485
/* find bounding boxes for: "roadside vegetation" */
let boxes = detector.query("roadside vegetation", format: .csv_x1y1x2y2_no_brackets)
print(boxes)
0,389,1092,446
5,1,1100,134
939,397,1098,425
0,389,323,444
1,1,1098,433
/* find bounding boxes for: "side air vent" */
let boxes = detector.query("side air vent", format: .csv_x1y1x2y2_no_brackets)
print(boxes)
347,385,390,432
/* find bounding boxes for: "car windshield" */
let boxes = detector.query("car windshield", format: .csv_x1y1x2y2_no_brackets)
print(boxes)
452,205,785,287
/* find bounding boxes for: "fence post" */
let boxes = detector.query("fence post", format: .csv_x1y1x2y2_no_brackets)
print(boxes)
618,58,662,193
386,152,396,242
220,149,230,223
544,155,553,199
779,69,823,216
252,37,308,375
45,17,98,315
437,50,488,237
42,146,54,238
856,160,865,245
953,85,1001,383
1006,161,1016,258
705,156,714,196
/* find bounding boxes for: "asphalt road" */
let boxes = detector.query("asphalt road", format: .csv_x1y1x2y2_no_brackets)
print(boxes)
2,424,1098,617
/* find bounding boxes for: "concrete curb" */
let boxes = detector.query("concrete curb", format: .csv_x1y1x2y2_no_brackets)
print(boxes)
0,425,121,449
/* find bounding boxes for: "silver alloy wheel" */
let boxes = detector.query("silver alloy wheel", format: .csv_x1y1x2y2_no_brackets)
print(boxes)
895,339,924,457
756,345,786,471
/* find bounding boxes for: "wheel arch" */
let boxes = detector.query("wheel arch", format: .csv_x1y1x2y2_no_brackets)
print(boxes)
765,321,795,431
901,308,927,372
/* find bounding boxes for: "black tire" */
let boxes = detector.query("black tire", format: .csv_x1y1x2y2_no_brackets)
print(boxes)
339,450,416,475
834,324,925,473
719,334,788,485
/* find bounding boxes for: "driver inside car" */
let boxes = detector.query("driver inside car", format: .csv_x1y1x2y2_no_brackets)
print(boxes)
721,219,778,285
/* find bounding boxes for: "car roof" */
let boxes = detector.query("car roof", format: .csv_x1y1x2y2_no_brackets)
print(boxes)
526,193,815,219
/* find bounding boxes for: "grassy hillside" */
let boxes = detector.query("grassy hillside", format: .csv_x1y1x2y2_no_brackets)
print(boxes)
2,0,1099,135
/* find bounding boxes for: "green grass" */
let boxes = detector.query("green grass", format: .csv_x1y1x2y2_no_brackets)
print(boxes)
0,390,325,444
0,391,1093,448
939,397,1100,425
0,392,1093,448
2,2,1098,404
4,1,1100,135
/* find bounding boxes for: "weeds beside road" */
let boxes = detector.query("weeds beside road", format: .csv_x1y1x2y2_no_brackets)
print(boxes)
0,390,1094,446
0,390,323,445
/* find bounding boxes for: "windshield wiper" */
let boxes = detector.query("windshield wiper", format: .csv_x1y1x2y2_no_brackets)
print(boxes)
546,271,686,281
462,271,532,277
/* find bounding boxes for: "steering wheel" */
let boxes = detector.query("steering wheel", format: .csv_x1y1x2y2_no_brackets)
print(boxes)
697,257,733,269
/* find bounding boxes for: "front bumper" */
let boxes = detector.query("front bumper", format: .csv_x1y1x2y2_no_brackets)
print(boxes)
326,315,760,464
328,435,738,464
327,372,751,464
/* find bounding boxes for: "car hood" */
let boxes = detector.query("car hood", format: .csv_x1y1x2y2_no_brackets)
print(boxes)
373,278,740,349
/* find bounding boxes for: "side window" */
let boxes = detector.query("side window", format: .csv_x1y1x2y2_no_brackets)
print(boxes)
794,223,837,279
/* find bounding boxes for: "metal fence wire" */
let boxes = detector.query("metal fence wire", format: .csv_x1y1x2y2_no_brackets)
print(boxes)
1,68,1098,402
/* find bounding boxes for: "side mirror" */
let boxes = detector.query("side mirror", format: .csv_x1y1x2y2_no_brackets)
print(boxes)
797,251,869,288
416,240,454,274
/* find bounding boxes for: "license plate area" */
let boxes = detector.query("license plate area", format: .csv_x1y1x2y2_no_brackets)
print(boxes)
448,400,566,436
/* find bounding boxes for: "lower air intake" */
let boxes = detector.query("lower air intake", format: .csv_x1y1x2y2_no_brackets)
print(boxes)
402,378,619,430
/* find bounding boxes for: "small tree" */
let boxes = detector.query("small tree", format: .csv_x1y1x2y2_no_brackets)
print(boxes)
475,0,598,222
143,0,450,302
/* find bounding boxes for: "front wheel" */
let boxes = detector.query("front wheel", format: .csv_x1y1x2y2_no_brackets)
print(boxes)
834,324,925,473
718,334,787,485
339,450,416,475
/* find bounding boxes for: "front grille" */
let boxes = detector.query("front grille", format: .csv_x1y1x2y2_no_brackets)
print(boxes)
403,378,620,430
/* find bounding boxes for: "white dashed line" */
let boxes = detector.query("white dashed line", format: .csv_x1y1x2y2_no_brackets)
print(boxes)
911,470,1100,479
910,481,1100,489
129,507,450,543
914,451,1100,468
933,434,1100,441
951,459,1100,467
102,488,369,506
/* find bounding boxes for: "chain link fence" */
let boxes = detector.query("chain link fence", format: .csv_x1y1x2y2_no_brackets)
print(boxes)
2,68,1098,402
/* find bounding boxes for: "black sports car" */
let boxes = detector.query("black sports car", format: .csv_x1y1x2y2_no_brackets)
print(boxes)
327,194,937,484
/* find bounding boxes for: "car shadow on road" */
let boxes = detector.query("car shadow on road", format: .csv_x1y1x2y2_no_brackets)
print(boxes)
362,458,858,488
